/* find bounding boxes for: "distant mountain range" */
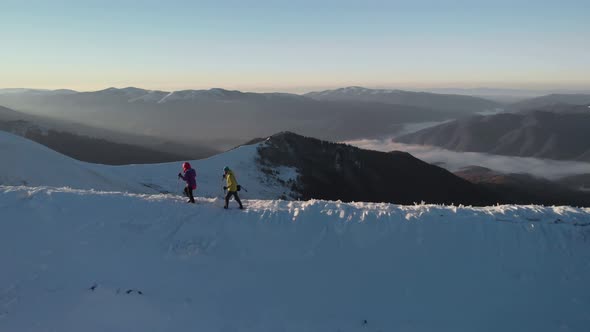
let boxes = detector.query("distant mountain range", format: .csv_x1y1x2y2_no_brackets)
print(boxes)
0,88,77,95
305,86,501,112
0,106,213,165
0,121,190,165
396,109,590,162
454,166,590,207
0,87,502,149
509,94,590,111
0,105,24,119
419,88,590,103
5,87,589,156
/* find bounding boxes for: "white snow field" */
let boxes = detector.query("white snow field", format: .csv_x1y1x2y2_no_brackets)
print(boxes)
1,131,590,331
1,186,590,331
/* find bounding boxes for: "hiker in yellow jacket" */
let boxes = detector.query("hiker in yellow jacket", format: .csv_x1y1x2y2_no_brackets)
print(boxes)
223,166,244,209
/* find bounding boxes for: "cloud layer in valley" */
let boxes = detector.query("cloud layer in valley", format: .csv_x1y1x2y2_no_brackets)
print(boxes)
345,138,590,180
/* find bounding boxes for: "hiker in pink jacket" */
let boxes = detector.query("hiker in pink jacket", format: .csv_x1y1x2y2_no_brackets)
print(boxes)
178,162,196,203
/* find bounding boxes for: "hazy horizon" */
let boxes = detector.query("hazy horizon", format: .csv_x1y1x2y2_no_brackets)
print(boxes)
2,0,589,93
1,85,589,96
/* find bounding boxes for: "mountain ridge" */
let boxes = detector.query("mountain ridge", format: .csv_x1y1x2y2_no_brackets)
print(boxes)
305,86,502,112
396,110,590,162
0,87,473,149
510,93,590,111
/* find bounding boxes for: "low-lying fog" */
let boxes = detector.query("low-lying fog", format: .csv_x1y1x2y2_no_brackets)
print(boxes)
345,138,590,180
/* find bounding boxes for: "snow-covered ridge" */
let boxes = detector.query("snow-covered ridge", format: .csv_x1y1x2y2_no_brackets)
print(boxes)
308,86,405,97
0,88,77,95
82,87,306,104
0,130,295,199
3,185,590,225
1,185,589,331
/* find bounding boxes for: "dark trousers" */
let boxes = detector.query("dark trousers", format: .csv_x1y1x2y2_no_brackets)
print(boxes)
184,186,195,203
225,191,243,208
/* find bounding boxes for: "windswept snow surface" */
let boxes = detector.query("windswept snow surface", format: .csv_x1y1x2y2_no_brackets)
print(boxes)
1,185,590,331
0,131,294,199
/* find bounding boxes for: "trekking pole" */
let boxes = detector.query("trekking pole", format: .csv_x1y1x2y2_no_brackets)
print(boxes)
178,176,185,197
221,174,226,199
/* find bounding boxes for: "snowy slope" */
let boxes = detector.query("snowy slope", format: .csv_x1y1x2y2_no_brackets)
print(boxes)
0,131,145,192
1,185,589,331
105,143,297,199
0,131,295,199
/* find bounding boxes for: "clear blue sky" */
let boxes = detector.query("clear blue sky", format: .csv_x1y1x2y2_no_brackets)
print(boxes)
2,0,589,92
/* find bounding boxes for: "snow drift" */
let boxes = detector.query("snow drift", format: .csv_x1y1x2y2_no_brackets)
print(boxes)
1,185,590,331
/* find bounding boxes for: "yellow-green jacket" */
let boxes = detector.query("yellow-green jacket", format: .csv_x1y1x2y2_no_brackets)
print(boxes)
226,170,238,192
